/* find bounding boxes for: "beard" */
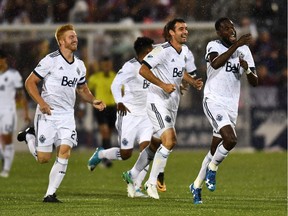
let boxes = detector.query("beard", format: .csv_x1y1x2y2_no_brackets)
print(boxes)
66,43,78,51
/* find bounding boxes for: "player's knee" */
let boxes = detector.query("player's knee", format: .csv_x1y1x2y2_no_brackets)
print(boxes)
37,157,50,164
225,136,237,150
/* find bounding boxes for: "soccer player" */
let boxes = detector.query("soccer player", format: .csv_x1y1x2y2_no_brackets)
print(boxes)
88,56,117,168
0,50,30,178
189,17,258,204
17,24,106,203
123,18,203,199
88,37,154,198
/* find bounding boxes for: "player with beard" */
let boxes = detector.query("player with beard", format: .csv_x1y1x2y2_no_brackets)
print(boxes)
17,24,106,203
189,17,258,204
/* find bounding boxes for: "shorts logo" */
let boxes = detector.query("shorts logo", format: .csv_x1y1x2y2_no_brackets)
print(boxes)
165,115,171,123
39,135,46,143
216,114,223,121
122,138,128,146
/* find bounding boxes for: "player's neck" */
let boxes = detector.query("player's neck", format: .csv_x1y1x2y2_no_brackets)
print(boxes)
169,40,182,53
59,48,74,63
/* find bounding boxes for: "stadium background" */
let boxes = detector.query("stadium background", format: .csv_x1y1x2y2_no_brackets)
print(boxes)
0,0,286,151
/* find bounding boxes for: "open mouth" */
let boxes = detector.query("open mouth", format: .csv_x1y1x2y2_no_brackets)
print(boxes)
229,33,236,42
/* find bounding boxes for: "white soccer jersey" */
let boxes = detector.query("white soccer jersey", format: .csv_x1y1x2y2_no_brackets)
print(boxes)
204,40,255,112
111,58,150,115
0,68,23,110
33,50,86,119
143,42,196,111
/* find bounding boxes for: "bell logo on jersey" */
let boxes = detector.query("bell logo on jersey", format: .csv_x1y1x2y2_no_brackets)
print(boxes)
173,68,184,77
143,79,150,89
61,76,78,87
225,61,240,74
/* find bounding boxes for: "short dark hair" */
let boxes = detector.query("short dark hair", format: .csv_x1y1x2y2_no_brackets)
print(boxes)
0,49,8,59
163,18,186,41
215,17,231,31
134,37,154,56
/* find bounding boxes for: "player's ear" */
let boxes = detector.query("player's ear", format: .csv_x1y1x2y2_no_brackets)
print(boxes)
216,30,221,37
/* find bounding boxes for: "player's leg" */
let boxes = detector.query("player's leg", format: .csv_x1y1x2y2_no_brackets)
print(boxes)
205,122,237,192
88,113,136,171
0,133,14,178
0,112,17,177
145,128,175,199
17,126,38,160
189,137,222,204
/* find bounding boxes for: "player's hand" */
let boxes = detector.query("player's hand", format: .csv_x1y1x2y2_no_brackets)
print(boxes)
192,78,203,91
162,83,176,94
92,99,106,111
117,102,130,116
239,57,248,70
236,34,252,47
39,102,53,115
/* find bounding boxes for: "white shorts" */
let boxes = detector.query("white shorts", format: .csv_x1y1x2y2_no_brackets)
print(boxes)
146,103,177,138
115,113,153,150
203,97,237,138
34,113,77,152
0,108,17,134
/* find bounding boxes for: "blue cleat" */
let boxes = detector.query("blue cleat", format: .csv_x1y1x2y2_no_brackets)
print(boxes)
205,169,216,191
189,183,202,204
88,147,104,171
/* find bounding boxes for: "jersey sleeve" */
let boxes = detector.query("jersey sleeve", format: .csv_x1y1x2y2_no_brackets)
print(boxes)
243,46,256,69
111,62,135,103
78,61,87,85
185,49,197,73
142,45,164,69
205,41,220,62
33,55,53,79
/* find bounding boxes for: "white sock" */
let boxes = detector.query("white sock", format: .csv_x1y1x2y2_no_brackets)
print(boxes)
147,145,171,185
194,151,213,188
3,143,15,172
209,144,229,171
99,147,122,160
130,146,155,180
135,164,149,190
26,134,38,161
45,157,68,197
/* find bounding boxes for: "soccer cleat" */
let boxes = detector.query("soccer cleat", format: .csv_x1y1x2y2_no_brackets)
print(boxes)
205,169,217,191
87,147,104,171
134,189,149,198
0,170,9,178
122,171,136,197
189,183,203,204
43,193,62,203
144,182,159,199
17,127,35,143
122,171,133,184
157,172,166,192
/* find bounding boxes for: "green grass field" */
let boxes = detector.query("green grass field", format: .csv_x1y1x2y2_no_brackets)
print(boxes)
0,150,286,216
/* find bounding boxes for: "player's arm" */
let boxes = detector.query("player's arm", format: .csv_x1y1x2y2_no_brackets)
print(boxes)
15,88,31,123
239,58,258,87
111,71,130,116
139,63,175,94
211,34,252,69
183,72,203,91
25,72,53,115
76,83,106,111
